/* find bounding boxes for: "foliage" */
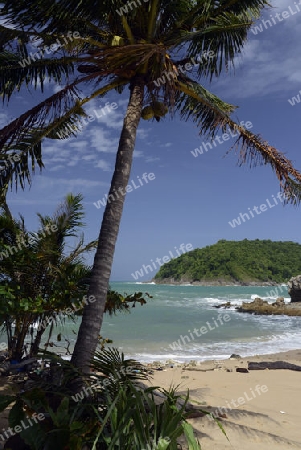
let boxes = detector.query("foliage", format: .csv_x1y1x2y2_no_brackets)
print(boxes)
0,349,203,449
104,290,152,315
154,239,301,283
0,1,301,202
0,197,152,360
0,193,97,360
1,0,301,372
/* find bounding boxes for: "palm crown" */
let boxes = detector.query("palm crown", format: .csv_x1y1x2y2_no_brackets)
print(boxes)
0,0,301,201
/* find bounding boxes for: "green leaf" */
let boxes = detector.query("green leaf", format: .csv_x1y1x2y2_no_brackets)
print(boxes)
182,421,201,449
155,437,172,450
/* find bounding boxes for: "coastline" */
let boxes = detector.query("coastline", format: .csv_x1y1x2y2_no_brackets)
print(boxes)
146,348,301,449
148,279,283,286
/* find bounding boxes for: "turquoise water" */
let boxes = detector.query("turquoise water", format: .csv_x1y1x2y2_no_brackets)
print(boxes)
53,282,301,362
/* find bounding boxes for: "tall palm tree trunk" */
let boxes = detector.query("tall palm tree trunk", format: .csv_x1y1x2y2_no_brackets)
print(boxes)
71,77,144,372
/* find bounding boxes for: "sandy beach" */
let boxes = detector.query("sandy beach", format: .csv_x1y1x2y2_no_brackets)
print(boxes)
0,349,300,449
146,349,301,449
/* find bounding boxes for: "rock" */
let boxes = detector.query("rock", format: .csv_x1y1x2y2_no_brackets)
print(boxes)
253,297,264,305
230,354,241,359
248,361,301,371
273,297,285,306
235,297,301,316
236,368,249,373
214,301,231,309
288,275,301,302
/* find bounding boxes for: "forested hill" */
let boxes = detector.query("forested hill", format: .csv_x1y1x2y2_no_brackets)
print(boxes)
154,239,301,284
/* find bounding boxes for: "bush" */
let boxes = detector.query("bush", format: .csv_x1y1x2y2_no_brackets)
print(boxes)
0,349,202,449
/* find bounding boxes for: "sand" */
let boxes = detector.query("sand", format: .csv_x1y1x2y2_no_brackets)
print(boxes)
0,350,300,449
146,349,301,449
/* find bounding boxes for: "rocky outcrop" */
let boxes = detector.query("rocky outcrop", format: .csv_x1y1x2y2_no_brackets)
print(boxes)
216,297,301,316
288,275,301,302
248,361,301,371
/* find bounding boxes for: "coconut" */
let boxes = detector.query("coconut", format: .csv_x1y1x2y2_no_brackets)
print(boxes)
141,106,155,120
152,101,168,117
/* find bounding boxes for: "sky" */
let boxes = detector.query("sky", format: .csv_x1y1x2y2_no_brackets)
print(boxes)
1,0,301,281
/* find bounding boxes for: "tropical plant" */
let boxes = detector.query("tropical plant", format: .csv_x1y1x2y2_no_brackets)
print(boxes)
0,348,203,449
0,0,301,371
0,193,98,360
0,196,151,361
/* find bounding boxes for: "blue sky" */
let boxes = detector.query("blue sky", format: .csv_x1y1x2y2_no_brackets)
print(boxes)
2,0,301,281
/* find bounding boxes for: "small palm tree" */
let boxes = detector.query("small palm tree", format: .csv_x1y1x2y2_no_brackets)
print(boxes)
0,0,301,371
0,193,97,360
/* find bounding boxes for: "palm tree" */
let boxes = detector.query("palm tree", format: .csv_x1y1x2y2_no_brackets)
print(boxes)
0,0,301,371
0,193,98,360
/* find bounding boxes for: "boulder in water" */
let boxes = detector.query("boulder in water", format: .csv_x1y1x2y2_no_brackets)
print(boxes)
288,275,301,302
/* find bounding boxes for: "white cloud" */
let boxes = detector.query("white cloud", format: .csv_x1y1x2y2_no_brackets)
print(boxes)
161,143,172,148
133,150,144,158
136,128,150,140
82,154,98,161
48,165,65,172
145,157,160,163
89,128,119,153
95,159,111,171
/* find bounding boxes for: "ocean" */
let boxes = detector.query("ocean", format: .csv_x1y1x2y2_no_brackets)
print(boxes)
51,282,301,363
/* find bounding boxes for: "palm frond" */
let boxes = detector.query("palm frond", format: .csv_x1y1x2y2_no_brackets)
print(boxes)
0,81,83,149
92,348,148,385
51,193,86,237
176,79,236,136
62,236,98,266
163,0,271,77
0,77,127,195
176,79,301,203
0,50,76,101
0,138,43,197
